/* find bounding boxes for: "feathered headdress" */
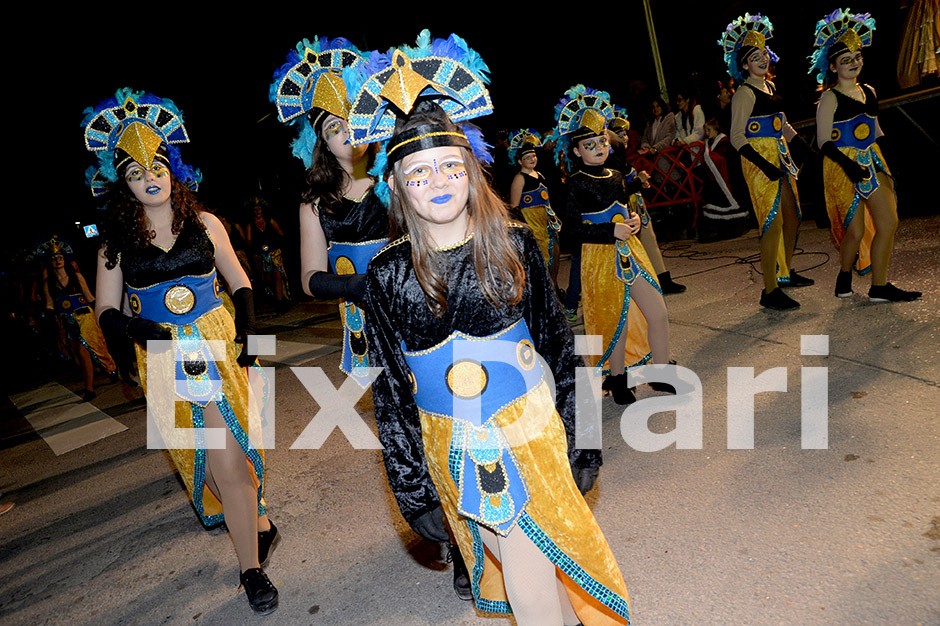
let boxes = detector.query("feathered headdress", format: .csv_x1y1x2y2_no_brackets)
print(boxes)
346,30,494,203
547,85,613,170
718,14,779,83
269,36,365,168
82,88,201,198
28,235,73,263
507,129,542,165
808,8,875,84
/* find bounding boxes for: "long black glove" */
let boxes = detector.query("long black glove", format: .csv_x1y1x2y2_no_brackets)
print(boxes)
787,135,814,169
572,464,600,495
99,308,171,344
308,271,368,303
739,144,783,181
821,141,868,183
231,287,256,368
410,506,449,542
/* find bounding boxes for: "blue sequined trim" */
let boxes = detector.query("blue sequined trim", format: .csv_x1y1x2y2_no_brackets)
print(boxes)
597,264,659,375
466,519,513,614
190,391,266,525
517,513,631,621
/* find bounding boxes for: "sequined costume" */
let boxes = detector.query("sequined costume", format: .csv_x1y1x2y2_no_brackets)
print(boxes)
567,165,661,374
822,84,890,275
317,189,389,382
365,224,630,624
48,274,117,375
733,81,802,284
250,218,291,301
517,172,561,268
122,217,266,525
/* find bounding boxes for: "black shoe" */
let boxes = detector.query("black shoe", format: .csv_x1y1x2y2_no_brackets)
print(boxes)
604,373,636,405
109,371,120,383
240,568,279,615
785,269,815,288
82,390,96,402
258,521,281,569
657,271,687,294
868,282,922,303
647,381,676,393
119,368,139,387
760,288,799,310
447,543,472,601
835,270,853,298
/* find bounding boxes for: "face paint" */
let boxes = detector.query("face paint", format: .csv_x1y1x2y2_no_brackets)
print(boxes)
323,119,345,142
403,157,467,186
579,135,610,153
838,52,863,66
125,162,169,182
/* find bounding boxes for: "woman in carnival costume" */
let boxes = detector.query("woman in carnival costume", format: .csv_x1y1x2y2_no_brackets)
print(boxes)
608,105,686,295
270,34,473,600
85,89,279,614
39,236,118,401
508,129,562,286
245,196,291,314
354,32,631,625
271,36,390,386
719,14,815,310
551,85,673,406
810,8,921,302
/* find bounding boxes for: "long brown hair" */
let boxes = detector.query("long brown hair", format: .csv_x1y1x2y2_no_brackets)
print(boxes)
388,108,525,317
300,109,374,213
100,171,205,270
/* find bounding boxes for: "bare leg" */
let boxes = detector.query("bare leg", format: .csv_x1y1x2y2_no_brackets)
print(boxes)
202,402,268,571
779,180,800,271
759,210,784,293
864,173,899,286
839,206,867,272
72,339,95,393
478,525,579,626
630,278,670,364
638,225,667,276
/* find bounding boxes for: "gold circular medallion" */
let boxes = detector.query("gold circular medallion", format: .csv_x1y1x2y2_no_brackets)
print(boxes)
516,339,536,371
522,194,533,205
831,128,841,142
748,121,761,134
129,293,141,315
611,212,625,223
446,359,488,399
61,299,72,310
164,285,196,315
335,256,355,275
773,116,783,132
214,277,223,298
853,122,871,141
540,189,549,201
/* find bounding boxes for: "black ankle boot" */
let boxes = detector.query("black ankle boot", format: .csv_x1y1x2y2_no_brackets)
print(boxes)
447,543,472,601
835,270,853,298
760,288,799,310
240,567,278,615
604,373,636,405
657,271,687,294
258,521,280,569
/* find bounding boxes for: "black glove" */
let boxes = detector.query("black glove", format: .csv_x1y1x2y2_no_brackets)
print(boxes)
410,506,448,542
308,271,368,303
788,135,814,168
231,287,257,368
821,141,868,183
739,144,783,181
572,465,600,495
99,308,171,344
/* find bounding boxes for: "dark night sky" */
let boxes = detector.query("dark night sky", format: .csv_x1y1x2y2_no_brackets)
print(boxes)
10,2,933,261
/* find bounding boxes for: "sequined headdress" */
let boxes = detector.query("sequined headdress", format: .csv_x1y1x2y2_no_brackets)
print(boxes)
28,234,74,263
269,36,365,168
547,85,613,170
507,129,542,165
82,88,201,198
347,30,494,192
808,8,875,84
608,106,630,133
718,14,779,83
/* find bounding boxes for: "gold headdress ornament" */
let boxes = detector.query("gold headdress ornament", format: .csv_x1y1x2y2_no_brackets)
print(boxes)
717,14,777,82
809,9,875,83
549,85,614,170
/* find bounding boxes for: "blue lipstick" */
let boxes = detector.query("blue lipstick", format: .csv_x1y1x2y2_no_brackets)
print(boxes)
430,195,452,205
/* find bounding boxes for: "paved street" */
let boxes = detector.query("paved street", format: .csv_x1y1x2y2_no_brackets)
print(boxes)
1,217,938,626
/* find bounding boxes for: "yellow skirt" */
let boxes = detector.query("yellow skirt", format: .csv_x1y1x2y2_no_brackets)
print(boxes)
521,206,552,268
824,144,891,275
136,306,266,525
582,239,659,374
422,381,630,625
740,137,801,283
73,309,117,374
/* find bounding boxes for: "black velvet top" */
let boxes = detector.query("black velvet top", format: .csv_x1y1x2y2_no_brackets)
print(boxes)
121,217,215,288
364,224,599,524
566,166,644,246
318,188,389,245
832,84,879,121
520,171,546,193
741,81,786,116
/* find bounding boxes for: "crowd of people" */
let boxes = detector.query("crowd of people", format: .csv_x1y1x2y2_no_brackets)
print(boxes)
2,9,925,624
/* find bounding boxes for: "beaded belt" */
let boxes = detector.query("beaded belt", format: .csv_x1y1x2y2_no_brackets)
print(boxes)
832,114,880,198
126,270,223,327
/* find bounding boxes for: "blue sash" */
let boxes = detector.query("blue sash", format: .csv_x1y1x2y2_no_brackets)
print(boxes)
582,202,640,285
402,319,541,534
327,239,388,383
745,113,799,177
55,293,91,316
831,113,880,198
126,270,223,327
